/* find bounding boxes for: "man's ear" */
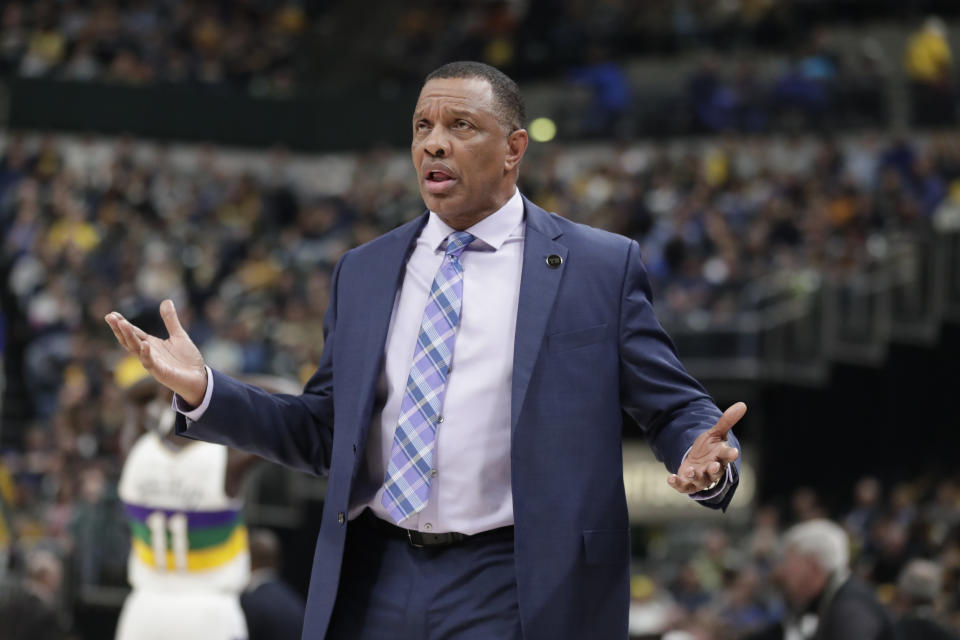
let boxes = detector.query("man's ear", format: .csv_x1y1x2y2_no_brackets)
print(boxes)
505,128,529,173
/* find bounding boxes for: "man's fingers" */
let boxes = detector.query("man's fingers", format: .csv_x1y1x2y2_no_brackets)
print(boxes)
117,316,145,352
667,474,699,494
160,299,187,338
667,474,691,493
672,456,729,493
105,312,151,350
110,314,139,352
127,320,149,341
121,317,149,342
140,341,157,372
105,313,131,351
721,445,740,464
710,401,747,438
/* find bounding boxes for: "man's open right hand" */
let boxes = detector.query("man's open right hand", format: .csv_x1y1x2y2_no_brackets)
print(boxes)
105,299,207,407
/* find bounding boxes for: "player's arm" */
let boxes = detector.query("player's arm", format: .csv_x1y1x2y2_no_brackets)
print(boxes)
225,450,260,499
119,376,161,459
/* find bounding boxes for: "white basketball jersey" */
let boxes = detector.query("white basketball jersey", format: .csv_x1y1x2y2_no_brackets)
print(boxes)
118,432,250,593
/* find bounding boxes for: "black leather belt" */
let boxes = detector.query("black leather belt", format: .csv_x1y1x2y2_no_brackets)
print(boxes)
355,509,514,549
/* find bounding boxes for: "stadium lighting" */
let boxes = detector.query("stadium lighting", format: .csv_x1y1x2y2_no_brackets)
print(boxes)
529,117,557,142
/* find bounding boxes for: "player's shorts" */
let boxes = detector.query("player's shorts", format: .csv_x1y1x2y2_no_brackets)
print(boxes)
115,589,247,640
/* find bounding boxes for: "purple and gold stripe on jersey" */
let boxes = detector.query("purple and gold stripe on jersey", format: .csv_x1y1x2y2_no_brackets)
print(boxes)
124,503,248,572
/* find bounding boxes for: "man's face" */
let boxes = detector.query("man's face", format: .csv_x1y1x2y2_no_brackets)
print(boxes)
775,548,826,610
411,77,523,229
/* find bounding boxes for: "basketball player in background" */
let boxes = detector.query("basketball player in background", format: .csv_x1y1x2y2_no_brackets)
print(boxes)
113,357,298,640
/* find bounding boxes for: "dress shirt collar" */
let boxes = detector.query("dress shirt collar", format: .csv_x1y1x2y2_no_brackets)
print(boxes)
424,188,523,252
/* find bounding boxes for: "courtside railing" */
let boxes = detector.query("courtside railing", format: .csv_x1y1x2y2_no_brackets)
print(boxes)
670,227,959,385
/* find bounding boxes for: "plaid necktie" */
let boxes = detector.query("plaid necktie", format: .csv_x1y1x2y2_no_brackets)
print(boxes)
381,231,475,523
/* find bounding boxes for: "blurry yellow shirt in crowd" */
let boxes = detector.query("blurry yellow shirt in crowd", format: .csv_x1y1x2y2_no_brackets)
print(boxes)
0,463,14,548
27,31,66,65
238,257,282,290
906,27,952,83
47,220,100,254
704,148,729,187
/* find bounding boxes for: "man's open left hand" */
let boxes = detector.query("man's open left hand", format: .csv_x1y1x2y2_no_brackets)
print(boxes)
667,402,744,494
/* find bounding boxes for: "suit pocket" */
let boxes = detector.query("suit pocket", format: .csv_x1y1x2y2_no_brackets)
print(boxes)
547,323,609,353
582,529,630,566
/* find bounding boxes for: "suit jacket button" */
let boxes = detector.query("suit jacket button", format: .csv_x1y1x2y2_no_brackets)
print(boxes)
352,443,357,454
337,512,345,525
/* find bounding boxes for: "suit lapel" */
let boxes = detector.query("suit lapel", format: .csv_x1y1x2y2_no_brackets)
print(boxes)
511,197,566,433
351,213,427,442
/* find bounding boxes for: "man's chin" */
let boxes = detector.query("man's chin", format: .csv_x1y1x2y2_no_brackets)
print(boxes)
421,191,457,214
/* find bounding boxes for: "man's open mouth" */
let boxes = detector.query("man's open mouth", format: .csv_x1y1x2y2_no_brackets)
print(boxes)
424,169,457,193
426,170,455,183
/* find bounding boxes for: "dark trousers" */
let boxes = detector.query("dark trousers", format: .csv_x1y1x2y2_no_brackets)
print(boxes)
326,515,521,640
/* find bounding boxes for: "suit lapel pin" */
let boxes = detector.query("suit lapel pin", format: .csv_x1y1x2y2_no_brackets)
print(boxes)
546,254,563,269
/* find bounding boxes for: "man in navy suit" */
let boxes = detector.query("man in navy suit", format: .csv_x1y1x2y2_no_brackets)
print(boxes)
106,61,744,640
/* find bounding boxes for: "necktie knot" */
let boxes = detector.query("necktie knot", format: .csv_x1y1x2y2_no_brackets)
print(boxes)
444,231,474,258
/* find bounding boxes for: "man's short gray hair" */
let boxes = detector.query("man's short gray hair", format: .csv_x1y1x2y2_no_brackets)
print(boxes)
783,519,850,573
897,559,942,605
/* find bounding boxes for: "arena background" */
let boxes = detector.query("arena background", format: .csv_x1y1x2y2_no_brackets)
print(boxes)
0,1,959,638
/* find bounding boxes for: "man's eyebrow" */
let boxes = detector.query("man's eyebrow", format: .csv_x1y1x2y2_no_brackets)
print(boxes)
447,107,479,119
413,106,481,121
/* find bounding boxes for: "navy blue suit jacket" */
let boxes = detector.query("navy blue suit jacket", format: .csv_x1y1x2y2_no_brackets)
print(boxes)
178,196,740,639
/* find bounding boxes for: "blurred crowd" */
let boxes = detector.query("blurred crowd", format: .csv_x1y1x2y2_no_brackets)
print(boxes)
564,16,959,138
377,1,959,81
2,1,958,137
527,132,960,328
0,127,959,429
0,128,958,636
0,0,308,95
626,477,960,639
678,29,887,136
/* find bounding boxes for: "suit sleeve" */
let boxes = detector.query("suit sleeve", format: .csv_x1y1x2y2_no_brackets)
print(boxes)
174,253,345,476
617,239,740,510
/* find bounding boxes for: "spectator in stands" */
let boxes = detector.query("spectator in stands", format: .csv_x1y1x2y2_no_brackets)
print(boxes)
773,55,830,130
906,17,956,127
0,549,67,640
241,528,306,640
714,565,779,636
893,559,960,640
790,487,826,522
688,59,739,133
670,560,713,614
845,476,883,543
568,50,632,136
761,519,894,640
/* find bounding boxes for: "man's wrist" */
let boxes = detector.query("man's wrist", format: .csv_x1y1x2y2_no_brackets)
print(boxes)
178,367,209,408
173,366,214,421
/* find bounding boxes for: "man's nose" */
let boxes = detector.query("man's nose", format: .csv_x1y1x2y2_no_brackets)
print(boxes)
424,128,451,158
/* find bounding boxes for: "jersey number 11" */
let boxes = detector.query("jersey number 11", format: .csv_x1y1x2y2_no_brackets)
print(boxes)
146,511,189,571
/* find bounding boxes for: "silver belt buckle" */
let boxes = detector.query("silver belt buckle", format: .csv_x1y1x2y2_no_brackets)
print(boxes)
406,529,425,548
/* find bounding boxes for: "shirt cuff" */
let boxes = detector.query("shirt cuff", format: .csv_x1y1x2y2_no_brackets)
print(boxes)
172,366,214,421
679,444,735,503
